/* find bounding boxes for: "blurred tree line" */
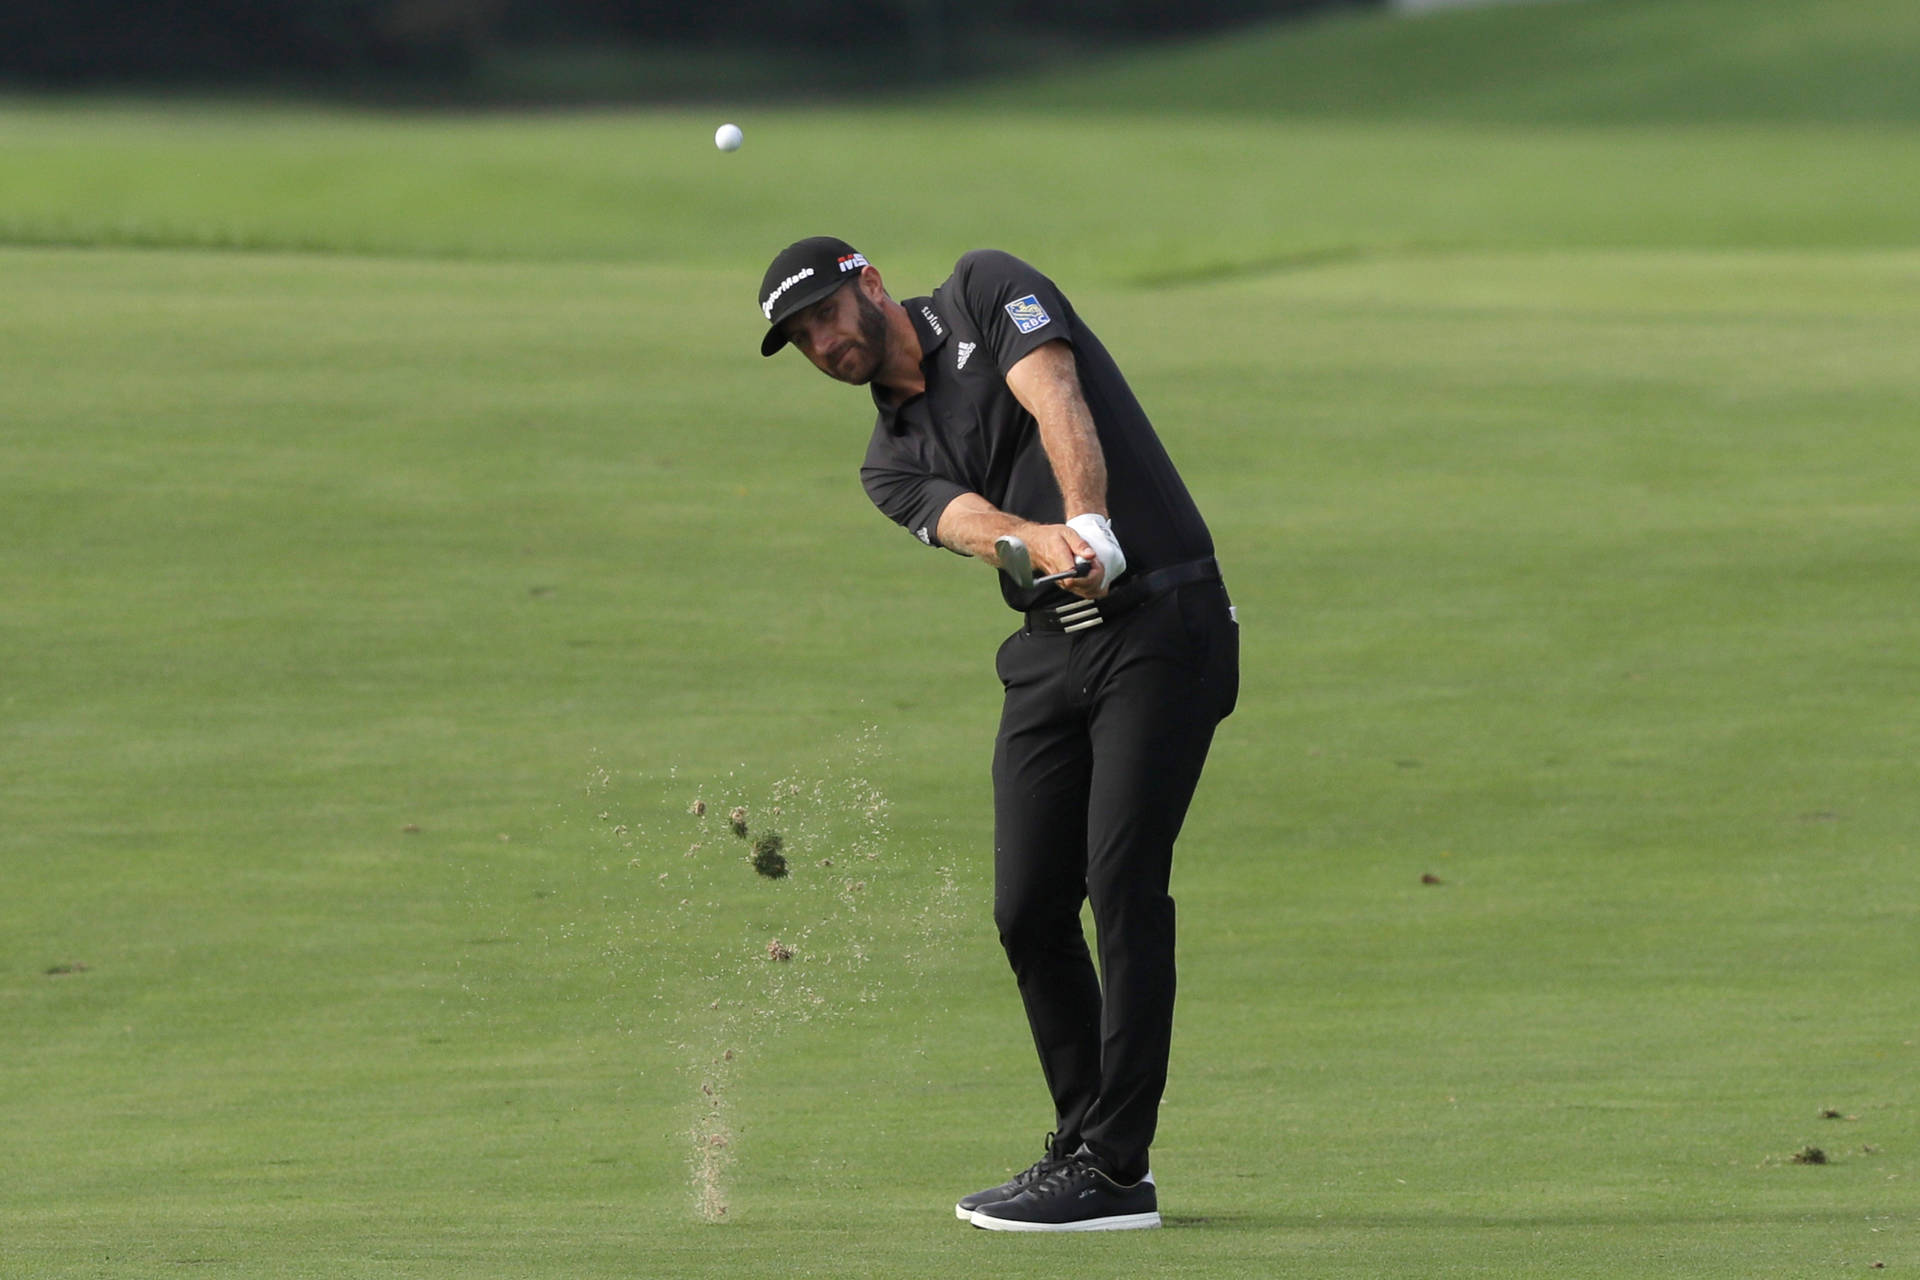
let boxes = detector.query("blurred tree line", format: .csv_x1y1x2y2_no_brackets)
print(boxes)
1,0,1372,92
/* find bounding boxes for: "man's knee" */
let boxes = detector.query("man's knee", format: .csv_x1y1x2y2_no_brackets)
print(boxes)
993,895,1084,964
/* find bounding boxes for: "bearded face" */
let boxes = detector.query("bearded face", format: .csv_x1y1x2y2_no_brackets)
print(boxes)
785,282,890,386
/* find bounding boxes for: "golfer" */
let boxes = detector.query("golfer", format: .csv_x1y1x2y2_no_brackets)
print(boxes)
758,237,1238,1232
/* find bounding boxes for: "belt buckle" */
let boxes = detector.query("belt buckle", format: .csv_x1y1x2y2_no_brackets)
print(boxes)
1050,598,1104,633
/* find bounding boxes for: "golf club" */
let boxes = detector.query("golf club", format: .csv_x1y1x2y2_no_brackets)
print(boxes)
994,534,1093,589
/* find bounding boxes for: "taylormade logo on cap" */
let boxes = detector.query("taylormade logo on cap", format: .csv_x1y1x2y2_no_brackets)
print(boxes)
762,267,817,320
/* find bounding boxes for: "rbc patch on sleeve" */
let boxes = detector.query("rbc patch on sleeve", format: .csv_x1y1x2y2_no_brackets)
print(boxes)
1004,295,1052,335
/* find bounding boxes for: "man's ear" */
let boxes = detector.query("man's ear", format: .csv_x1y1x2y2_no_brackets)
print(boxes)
858,264,888,302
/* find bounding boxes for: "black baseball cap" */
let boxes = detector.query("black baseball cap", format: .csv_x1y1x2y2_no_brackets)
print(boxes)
758,236,869,356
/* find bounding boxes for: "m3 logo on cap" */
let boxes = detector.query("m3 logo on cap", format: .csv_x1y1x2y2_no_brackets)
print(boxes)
837,252,869,273
1004,295,1051,335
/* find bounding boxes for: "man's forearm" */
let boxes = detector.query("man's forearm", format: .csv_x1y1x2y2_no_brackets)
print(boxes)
938,340,1116,595
1005,341,1108,519
936,493,1036,564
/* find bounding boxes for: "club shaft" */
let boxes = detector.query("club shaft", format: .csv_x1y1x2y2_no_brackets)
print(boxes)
1033,560,1094,586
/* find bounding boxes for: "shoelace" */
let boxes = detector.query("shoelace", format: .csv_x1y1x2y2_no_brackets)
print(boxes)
1024,1154,1097,1199
1011,1134,1071,1188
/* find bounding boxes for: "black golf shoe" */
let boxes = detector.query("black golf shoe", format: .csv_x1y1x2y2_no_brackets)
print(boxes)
953,1134,1074,1221
968,1153,1160,1232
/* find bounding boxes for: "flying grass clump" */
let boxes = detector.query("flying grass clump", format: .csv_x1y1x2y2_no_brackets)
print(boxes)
717,800,788,879
750,833,788,880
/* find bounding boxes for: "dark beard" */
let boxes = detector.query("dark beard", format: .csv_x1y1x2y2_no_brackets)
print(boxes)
832,288,889,386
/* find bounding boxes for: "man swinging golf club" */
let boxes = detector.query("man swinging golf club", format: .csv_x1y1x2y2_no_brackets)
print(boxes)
759,237,1239,1232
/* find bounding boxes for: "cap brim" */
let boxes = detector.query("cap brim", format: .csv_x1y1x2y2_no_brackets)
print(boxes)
758,278,847,357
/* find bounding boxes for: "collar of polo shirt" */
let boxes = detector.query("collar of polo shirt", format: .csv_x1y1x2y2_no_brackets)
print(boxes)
909,300,950,358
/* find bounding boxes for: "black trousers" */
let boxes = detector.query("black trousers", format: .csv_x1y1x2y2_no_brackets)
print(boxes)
990,578,1238,1181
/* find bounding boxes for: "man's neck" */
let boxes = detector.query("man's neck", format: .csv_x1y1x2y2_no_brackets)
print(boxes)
873,302,926,406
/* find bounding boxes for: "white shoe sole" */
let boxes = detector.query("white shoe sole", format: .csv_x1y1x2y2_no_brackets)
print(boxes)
970,1209,1161,1232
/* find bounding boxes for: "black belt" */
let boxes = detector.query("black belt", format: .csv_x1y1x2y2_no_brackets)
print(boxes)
1025,557,1221,634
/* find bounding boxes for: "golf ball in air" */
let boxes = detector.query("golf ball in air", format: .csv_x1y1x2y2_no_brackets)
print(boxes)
715,123,744,152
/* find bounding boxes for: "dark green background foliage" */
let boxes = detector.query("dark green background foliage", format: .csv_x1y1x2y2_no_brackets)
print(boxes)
0,0,1371,87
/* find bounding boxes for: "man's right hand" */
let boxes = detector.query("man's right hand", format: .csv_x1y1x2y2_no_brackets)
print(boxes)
1024,524,1108,599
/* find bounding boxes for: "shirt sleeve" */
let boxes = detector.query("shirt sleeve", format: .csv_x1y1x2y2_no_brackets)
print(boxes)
861,425,970,553
952,250,1076,376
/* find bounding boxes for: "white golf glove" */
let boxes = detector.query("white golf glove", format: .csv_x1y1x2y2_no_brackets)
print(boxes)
1066,513,1126,585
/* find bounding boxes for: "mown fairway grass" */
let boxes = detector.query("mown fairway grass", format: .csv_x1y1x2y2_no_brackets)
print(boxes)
5,1,1918,1276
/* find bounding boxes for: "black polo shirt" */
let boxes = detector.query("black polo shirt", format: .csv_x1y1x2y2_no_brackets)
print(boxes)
860,250,1215,611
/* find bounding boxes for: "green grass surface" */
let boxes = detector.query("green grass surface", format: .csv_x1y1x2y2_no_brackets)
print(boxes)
5,0,1918,1275
4,104,1915,282
1002,0,1920,123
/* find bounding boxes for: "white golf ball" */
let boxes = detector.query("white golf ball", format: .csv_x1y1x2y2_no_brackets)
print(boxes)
714,123,743,152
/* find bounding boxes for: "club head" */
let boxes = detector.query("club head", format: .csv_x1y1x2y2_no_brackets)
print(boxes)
994,534,1036,589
